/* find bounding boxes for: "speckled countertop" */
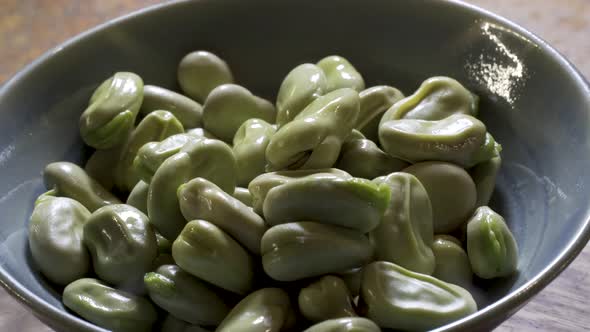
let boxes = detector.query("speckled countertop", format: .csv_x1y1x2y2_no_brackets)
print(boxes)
1,0,589,331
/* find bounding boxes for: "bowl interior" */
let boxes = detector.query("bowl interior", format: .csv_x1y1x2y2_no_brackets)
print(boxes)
0,0,589,331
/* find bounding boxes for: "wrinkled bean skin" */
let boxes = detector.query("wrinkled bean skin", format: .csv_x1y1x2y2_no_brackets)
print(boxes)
144,264,229,325
84,204,157,287
266,88,360,171
126,180,149,215
177,178,266,254
432,235,473,289
470,141,502,207
335,139,408,179
215,288,293,332
298,275,356,322
178,51,234,103
80,72,143,149
370,172,435,275
379,113,490,168
356,86,404,131
133,133,202,183
116,110,185,191
404,161,477,234
317,56,365,92
148,138,237,240
161,314,211,332
466,206,519,279
303,318,381,332
380,76,478,122
63,278,157,332
202,84,276,143
233,187,253,207
28,195,90,285
44,161,121,212
276,63,328,127
248,168,350,215
360,261,477,331
172,220,254,295
141,85,203,128
261,222,373,281
233,119,276,186
263,176,390,233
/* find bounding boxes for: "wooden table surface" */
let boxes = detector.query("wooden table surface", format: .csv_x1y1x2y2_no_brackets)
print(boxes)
1,0,589,331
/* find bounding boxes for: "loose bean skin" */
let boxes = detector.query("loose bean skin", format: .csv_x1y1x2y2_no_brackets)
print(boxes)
144,264,229,325
44,161,121,212
261,222,373,281
360,261,477,331
28,194,90,285
215,288,294,332
63,278,157,332
466,206,519,279
80,72,143,149
370,172,435,275
172,220,254,295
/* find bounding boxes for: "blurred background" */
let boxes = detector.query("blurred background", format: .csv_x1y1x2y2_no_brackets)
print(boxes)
0,0,589,331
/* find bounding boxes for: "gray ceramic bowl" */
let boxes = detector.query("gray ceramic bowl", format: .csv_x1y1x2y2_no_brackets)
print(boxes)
0,0,589,331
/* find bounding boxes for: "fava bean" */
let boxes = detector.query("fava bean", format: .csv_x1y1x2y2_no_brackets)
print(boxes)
356,85,404,130
335,139,408,179
233,119,276,186
178,51,234,103
298,275,356,322
303,318,381,332
161,314,210,332
232,187,253,207
141,85,203,128
317,56,365,92
470,140,502,207
432,235,473,289
126,180,149,215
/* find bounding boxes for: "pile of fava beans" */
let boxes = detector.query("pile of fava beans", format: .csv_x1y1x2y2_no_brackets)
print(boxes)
28,51,519,332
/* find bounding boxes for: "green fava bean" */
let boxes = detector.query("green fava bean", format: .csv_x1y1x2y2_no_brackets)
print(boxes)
156,231,172,254
144,264,230,325
85,142,126,190
178,50,234,103
233,187,253,206
380,76,478,122
379,113,489,168
172,220,254,294
370,172,435,275
248,168,350,215
470,141,502,207
466,206,519,279
433,235,473,288
317,56,365,92
44,161,121,212
80,72,143,149
215,288,292,332
298,275,356,322
161,314,210,332
133,133,202,183
141,85,203,128
177,178,266,254
202,84,276,143
63,278,157,332
276,63,328,127
360,261,477,331
28,195,90,285
126,180,149,215
233,119,276,186
266,88,360,170
303,318,381,332
261,222,373,282
148,138,237,240
185,127,217,139
404,161,477,234
263,176,390,233
345,129,366,142
152,253,175,270
116,110,185,191
335,139,408,179
84,204,157,287
356,85,404,131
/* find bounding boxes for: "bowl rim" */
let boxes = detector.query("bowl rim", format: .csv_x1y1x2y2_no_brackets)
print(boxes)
1,0,589,331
